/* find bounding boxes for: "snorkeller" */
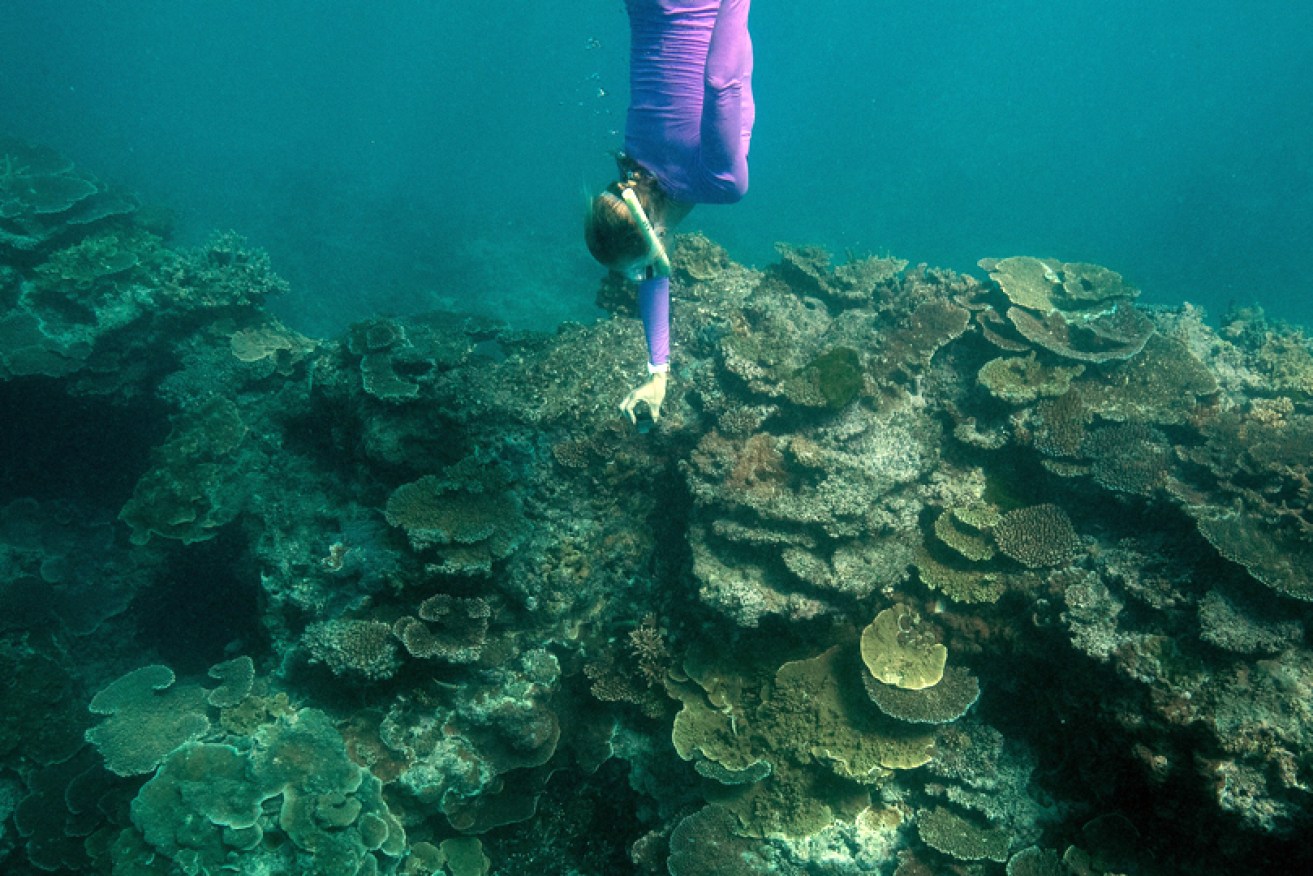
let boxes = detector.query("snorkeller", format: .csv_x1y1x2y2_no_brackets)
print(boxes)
584,0,754,426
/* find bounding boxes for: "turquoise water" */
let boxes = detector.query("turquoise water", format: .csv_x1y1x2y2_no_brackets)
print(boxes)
2,0,1310,333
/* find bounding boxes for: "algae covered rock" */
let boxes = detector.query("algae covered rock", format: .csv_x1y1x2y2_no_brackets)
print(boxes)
118,396,251,545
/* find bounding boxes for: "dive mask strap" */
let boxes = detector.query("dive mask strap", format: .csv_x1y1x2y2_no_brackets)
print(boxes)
618,185,672,278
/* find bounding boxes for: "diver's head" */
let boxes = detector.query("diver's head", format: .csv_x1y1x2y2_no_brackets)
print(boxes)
584,162,672,281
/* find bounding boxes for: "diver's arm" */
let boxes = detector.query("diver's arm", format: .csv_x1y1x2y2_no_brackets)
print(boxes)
637,274,670,371
699,0,753,201
620,274,671,424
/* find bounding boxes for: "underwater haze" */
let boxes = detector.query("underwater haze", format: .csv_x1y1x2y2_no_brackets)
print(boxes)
2,0,1311,334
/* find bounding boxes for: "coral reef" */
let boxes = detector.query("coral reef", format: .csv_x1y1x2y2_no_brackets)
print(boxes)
4,140,1313,875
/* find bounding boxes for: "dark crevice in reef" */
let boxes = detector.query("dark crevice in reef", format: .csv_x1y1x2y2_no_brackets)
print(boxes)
980,646,1313,872
481,758,645,875
0,377,169,509
129,528,267,675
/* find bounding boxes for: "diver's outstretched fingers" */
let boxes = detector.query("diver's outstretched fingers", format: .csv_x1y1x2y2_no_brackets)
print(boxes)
619,392,638,424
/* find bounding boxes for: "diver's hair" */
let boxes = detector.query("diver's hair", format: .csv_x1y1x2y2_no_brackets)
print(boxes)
583,160,665,270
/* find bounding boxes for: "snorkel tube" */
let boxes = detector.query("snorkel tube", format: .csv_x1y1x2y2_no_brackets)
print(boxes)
619,186,672,278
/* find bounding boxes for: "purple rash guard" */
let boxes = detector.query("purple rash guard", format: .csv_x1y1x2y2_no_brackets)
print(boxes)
625,0,754,369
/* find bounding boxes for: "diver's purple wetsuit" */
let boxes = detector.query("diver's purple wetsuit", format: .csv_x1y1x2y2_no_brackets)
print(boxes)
625,0,754,369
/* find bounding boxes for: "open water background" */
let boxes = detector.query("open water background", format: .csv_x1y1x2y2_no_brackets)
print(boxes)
3,0,1310,336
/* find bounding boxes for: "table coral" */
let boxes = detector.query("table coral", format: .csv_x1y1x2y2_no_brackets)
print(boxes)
916,804,1013,863
384,466,526,574
991,504,1081,569
85,665,210,776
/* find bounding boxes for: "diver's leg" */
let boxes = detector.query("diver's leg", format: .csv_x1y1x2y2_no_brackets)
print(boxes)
700,0,753,201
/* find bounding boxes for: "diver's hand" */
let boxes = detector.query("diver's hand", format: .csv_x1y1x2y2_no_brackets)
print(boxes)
619,371,669,425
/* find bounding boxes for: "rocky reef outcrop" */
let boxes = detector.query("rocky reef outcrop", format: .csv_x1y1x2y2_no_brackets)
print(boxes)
4,139,1313,875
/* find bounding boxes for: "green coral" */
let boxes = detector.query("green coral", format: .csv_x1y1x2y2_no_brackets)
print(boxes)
128,709,407,876
794,346,864,410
